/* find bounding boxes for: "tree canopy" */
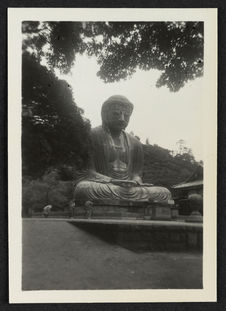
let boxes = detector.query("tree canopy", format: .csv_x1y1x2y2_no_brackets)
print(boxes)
22,52,91,177
23,21,203,92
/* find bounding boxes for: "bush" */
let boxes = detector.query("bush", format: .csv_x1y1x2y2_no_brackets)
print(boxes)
22,169,74,217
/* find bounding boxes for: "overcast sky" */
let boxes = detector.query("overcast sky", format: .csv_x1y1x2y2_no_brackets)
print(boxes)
59,54,204,161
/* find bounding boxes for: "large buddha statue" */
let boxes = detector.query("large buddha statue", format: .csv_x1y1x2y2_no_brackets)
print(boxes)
74,95,172,204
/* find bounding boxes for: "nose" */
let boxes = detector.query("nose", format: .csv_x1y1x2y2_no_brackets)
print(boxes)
119,112,125,122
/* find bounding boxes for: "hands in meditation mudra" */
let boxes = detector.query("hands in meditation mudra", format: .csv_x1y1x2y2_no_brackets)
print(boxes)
74,95,172,204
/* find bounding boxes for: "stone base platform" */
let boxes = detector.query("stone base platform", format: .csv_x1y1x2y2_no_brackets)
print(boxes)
68,218,202,251
73,200,178,221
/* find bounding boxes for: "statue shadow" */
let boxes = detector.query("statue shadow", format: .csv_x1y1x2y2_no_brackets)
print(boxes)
68,220,202,253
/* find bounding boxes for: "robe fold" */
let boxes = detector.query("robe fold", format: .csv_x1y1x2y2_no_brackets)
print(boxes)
74,126,171,203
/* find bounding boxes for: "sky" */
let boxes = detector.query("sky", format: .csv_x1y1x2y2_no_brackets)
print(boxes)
59,54,204,161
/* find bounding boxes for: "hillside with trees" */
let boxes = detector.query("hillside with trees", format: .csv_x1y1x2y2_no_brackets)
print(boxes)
142,144,202,189
22,141,202,216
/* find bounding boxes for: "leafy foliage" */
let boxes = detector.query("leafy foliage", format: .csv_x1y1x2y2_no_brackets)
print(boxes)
22,170,74,216
23,21,203,92
22,52,91,177
142,144,202,188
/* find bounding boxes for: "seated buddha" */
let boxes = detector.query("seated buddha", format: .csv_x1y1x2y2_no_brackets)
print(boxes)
74,95,172,204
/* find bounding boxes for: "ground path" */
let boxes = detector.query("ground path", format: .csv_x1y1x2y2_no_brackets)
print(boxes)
23,219,202,290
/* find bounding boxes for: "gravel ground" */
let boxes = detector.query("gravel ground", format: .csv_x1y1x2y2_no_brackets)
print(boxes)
22,219,202,290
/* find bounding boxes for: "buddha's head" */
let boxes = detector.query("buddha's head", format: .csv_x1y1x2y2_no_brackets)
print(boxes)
101,95,134,133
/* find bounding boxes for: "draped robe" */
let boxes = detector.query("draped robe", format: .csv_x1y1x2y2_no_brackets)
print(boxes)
74,126,171,203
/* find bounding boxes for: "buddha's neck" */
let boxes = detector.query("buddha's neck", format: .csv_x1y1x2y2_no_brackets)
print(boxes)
109,129,122,139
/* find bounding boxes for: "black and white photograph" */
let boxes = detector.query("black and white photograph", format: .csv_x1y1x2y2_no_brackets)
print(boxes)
8,8,217,303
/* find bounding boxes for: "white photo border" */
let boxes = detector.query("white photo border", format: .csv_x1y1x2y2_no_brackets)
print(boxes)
8,8,217,303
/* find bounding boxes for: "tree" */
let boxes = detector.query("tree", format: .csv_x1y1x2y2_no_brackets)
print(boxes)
22,169,74,216
22,52,91,177
173,140,195,163
176,139,186,155
22,21,203,92
143,143,202,188
146,138,150,145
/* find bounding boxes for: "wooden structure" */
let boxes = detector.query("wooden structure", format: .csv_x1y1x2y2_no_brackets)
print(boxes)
171,166,203,215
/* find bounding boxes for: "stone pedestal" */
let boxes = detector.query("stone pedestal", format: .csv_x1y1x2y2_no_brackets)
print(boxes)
151,205,172,220
171,208,179,219
74,199,175,221
186,211,203,223
186,194,203,223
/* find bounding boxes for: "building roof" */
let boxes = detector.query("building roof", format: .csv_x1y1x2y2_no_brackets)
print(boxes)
172,180,203,189
184,166,203,183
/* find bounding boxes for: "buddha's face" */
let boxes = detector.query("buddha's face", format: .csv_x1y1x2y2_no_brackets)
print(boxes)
105,103,132,132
